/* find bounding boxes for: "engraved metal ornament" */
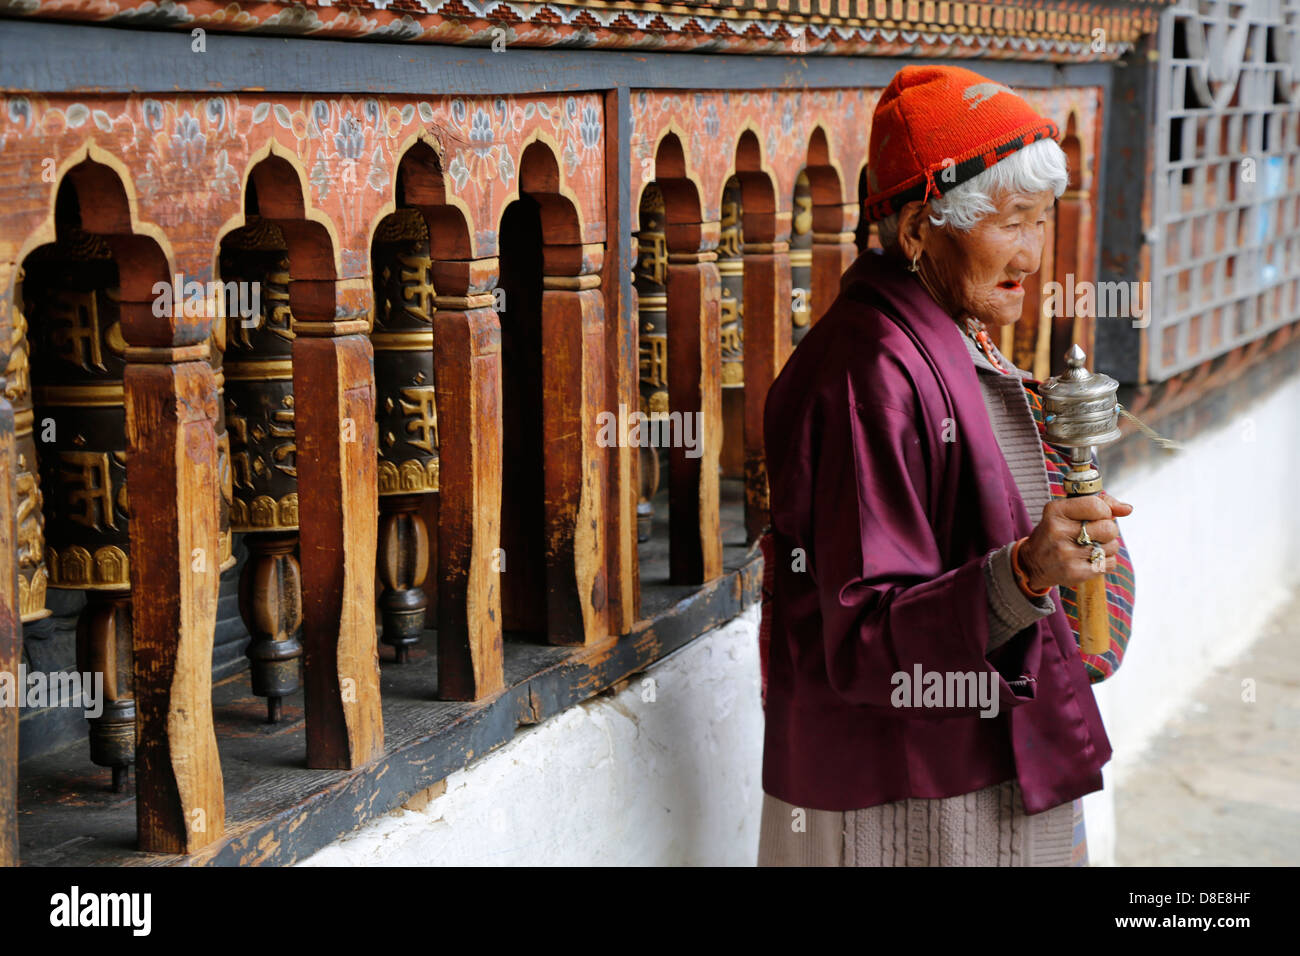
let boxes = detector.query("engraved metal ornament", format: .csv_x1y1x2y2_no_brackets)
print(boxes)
26,233,132,591
221,229,299,533
372,209,440,497
718,176,745,388
635,184,669,418
1039,344,1122,453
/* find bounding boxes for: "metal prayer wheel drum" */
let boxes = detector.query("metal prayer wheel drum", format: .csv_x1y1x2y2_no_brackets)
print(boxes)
635,184,669,542
1039,344,1122,495
371,208,439,661
23,228,136,786
790,170,814,348
718,177,745,479
220,220,303,720
8,271,50,623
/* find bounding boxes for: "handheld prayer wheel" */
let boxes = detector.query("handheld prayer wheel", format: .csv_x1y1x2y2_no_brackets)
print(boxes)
220,220,303,723
25,230,136,790
371,209,440,663
718,177,745,478
1039,344,1123,656
9,271,50,624
635,184,669,543
790,170,814,348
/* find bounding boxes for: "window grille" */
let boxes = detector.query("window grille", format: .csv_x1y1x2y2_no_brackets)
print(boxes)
1149,0,1300,379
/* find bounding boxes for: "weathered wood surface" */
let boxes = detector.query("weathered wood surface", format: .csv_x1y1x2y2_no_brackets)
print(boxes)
15,481,760,867
541,283,608,645
0,365,18,867
294,330,385,770
741,245,792,543
666,249,723,585
124,355,225,854
0,20,1128,97
603,87,640,636
433,295,505,700
812,232,859,324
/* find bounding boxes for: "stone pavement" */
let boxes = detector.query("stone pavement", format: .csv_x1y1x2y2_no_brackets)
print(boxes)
1114,584,1300,866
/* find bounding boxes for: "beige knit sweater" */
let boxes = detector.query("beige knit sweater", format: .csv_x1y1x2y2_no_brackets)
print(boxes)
756,332,1086,867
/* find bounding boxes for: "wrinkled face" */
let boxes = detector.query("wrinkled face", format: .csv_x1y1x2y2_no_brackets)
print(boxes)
918,189,1055,328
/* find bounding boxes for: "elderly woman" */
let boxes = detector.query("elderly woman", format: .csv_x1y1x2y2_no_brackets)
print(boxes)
758,65,1134,866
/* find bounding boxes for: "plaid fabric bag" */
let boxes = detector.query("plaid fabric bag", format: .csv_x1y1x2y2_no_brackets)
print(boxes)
1023,381,1135,683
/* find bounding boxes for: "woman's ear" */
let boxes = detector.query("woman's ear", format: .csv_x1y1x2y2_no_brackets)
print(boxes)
896,200,928,263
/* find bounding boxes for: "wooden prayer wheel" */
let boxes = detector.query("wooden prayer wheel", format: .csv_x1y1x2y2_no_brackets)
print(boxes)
635,184,670,542
718,177,745,479
24,229,136,789
220,221,303,723
790,170,814,348
371,209,440,662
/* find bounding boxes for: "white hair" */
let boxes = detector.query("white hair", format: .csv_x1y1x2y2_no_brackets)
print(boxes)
875,136,1069,250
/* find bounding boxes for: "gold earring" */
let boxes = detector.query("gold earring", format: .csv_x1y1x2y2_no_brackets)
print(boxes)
908,251,920,273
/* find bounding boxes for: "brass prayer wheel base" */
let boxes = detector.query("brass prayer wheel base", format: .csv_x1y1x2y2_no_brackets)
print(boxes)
379,600,427,664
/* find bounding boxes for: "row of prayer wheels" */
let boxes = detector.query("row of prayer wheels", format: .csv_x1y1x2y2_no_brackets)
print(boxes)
12,207,442,788
634,171,815,540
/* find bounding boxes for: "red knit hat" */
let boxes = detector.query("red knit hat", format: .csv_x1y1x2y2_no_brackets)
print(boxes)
862,65,1060,223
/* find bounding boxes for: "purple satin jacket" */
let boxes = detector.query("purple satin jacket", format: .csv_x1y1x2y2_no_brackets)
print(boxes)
761,248,1111,814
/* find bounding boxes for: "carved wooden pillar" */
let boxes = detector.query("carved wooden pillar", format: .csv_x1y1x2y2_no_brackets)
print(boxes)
635,186,669,543
541,243,608,646
790,171,814,347
371,210,439,663
118,296,225,854
741,236,792,544
665,221,723,585
430,255,504,699
0,266,20,867
812,203,860,325
291,267,384,770
718,178,746,479
1053,179,1092,376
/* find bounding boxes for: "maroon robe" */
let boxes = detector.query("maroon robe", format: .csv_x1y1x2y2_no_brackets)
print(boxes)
761,248,1111,814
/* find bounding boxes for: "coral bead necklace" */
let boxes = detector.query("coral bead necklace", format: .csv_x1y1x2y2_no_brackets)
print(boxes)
962,315,1008,373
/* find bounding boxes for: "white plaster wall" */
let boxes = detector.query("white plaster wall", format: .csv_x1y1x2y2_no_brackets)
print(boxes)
299,603,765,866
1083,369,1300,865
302,371,1300,868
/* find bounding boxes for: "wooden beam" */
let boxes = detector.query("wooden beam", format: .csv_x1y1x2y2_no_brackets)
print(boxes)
741,243,792,543
667,248,723,585
541,281,609,645
432,277,505,701
293,289,385,770
603,86,640,635
124,335,225,854
812,231,860,324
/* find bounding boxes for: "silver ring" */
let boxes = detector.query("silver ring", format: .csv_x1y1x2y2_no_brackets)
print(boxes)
1089,544,1107,573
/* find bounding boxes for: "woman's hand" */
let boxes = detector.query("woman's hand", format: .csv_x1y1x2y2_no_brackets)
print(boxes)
1018,492,1134,591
